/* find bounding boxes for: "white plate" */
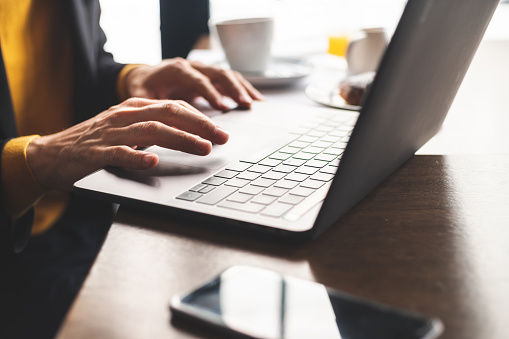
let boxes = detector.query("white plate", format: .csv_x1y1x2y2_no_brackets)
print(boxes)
218,58,313,88
305,83,361,111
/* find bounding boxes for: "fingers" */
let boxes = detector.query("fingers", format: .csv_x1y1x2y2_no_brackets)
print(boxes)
189,61,264,109
120,97,160,108
103,146,160,170
108,100,229,145
114,121,214,156
214,69,253,109
182,68,232,111
234,72,265,101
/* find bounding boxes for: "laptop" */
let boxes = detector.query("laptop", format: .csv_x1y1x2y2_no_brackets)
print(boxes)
74,0,499,241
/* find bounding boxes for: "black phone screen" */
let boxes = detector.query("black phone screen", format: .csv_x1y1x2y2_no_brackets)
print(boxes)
171,266,442,339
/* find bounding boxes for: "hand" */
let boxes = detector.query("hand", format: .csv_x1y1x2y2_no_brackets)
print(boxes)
124,58,264,111
26,98,229,191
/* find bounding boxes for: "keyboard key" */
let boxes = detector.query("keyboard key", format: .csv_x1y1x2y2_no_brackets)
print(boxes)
298,135,319,143
215,169,238,179
226,192,253,203
273,179,299,189
273,164,296,173
239,149,271,164
239,185,265,195
278,194,305,205
285,172,309,182
323,147,343,155
329,130,349,137
314,153,337,162
311,141,334,148
226,162,252,172
225,178,251,188
176,191,202,201
319,165,338,175
332,141,349,149
236,171,261,181
279,146,301,154
307,130,327,138
251,195,277,205
294,166,319,175
289,186,316,197
263,187,289,197
202,177,228,186
288,141,310,148
315,125,335,133
262,170,287,181
310,172,335,182
189,183,207,192
218,201,265,213
302,146,323,154
199,185,215,194
283,158,307,167
197,185,237,205
259,158,281,167
247,164,273,174
300,179,325,189
260,202,294,218
284,183,331,221
305,159,328,168
269,152,292,161
330,157,341,167
251,178,277,188
320,135,341,143
293,152,315,160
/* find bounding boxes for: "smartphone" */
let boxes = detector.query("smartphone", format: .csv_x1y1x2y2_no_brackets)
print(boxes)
170,266,443,339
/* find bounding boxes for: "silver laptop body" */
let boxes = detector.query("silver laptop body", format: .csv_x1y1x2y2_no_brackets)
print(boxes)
74,0,499,241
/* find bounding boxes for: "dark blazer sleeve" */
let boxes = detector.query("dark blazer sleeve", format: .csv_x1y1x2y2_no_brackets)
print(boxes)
69,0,126,123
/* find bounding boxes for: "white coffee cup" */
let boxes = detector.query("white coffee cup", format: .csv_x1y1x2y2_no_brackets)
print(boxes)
346,27,388,75
214,17,274,74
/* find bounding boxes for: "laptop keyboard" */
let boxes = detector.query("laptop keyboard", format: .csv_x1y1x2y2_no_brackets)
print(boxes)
176,113,356,221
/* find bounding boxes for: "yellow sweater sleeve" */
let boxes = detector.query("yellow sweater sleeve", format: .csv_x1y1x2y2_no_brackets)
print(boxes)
1,135,46,220
0,64,140,224
117,64,144,101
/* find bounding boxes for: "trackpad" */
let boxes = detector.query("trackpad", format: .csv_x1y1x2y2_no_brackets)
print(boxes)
147,122,291,171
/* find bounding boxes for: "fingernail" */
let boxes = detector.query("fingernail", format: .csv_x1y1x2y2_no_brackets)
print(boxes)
142,153,157,167
221,98,232,111
215,126,229,144
195,138,212,154
242,94,253,104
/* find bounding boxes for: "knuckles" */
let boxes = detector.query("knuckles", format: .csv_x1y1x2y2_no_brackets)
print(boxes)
138,121,162,136
107,146,126,164
123,97,144,107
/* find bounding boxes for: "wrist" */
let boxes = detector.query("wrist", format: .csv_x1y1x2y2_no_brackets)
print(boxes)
26,135,56,191
118,64,147,100
1,135,47,218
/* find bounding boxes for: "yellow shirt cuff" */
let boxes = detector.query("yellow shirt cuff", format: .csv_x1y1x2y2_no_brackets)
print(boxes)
2,135,46,219
117,64,144,101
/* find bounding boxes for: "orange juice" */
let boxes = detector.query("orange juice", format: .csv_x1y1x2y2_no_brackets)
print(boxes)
328,34,350,57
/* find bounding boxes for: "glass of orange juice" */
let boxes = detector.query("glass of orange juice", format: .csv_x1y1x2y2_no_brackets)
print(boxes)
328,33,350,57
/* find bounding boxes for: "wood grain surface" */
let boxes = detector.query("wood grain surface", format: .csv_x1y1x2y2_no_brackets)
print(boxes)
58,35,509,339
58,155,509,339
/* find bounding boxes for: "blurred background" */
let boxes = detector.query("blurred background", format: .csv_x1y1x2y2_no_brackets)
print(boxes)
99,0,509,65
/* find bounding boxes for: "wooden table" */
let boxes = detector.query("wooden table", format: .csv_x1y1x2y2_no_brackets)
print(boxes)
57,39,509,339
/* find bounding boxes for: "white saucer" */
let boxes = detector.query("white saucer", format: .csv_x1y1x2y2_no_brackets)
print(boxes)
219,58,313,88
305,83,361,111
